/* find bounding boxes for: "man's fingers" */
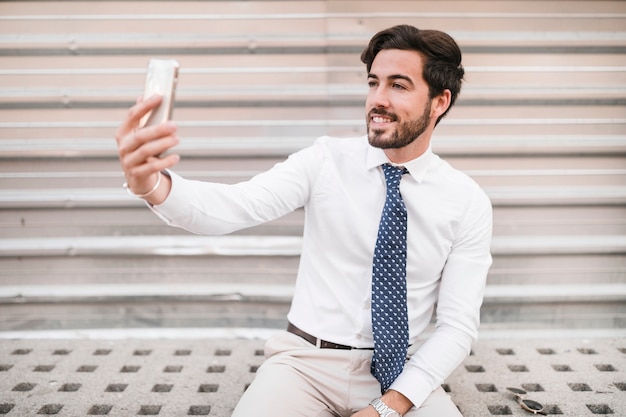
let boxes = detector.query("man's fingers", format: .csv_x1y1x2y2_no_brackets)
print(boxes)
129,153,178,179
128,94,161,127
120,132,179,172
124,152,179,195
115,95,162,144
117,121,177,163
133,121,177,146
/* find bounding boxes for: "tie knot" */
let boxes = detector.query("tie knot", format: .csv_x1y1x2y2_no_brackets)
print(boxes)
382,163,407,189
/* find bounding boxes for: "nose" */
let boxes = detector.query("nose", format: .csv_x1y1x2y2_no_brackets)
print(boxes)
368,85,390,109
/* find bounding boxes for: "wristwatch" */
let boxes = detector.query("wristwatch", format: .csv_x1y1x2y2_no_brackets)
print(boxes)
370,397,402,417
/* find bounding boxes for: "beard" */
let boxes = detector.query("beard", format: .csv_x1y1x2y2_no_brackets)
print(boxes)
367,100,432,149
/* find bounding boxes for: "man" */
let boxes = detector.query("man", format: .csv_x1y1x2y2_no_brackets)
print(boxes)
116,25,492,417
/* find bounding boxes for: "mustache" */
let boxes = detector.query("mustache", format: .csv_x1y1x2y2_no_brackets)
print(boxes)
367,108,397,121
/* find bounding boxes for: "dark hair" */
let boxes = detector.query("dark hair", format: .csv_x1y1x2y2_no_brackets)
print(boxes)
361,24,464,125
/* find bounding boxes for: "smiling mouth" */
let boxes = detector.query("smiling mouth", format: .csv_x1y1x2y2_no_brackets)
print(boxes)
369,109,396,125
371,115,392,124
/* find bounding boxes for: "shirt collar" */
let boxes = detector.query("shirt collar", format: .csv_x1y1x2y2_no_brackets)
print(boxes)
365,138,435,184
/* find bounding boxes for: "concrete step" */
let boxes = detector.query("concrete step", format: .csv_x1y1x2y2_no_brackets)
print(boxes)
3,166,625,190
2,282,624,305
2,234,625,258
1,251,623,288
3,105,624,125
1,134,625,159
0,282,623,332
2,205,625,239
4,152,626,172
0,236,624,291
1,185,625,209
1,111,623,143
2,61,623,90
2,68,623,105
0,207,305,238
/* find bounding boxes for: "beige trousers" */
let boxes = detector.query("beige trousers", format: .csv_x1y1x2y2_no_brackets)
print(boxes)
232,331,463,417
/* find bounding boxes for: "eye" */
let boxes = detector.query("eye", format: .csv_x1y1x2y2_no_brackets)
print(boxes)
392,82,406,90
367,79,378,88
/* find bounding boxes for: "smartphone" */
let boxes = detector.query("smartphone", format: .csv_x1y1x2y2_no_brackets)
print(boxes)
139,58,180,129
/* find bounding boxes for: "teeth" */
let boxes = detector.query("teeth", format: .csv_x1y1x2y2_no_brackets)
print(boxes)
373,116,391,123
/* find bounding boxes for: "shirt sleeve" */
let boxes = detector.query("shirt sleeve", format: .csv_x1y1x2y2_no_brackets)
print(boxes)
149,142,324,236
389,185,493,408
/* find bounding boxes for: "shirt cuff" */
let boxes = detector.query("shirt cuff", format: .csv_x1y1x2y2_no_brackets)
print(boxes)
388,372,433,410
146,169,184,224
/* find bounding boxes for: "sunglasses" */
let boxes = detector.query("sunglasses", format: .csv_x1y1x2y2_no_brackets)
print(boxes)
506,387,547,415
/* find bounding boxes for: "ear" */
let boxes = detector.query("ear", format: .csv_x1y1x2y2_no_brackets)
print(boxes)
431,89,452,120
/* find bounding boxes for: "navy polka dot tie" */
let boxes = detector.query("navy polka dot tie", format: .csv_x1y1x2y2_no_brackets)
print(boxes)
371,163,409,393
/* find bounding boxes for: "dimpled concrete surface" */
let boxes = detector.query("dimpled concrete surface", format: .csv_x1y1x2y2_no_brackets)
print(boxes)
447,337,625,416
0,336,624,416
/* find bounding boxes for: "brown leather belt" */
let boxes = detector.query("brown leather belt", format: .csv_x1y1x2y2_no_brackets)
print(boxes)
287,322,368,350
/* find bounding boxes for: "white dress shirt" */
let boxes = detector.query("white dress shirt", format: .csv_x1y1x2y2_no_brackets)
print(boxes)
151,135,493,408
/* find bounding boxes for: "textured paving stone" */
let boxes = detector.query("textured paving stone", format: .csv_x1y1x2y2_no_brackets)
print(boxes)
0,337,624,416
447,338,625,416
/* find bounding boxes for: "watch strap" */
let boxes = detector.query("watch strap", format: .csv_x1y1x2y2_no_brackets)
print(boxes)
370,397,402,417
